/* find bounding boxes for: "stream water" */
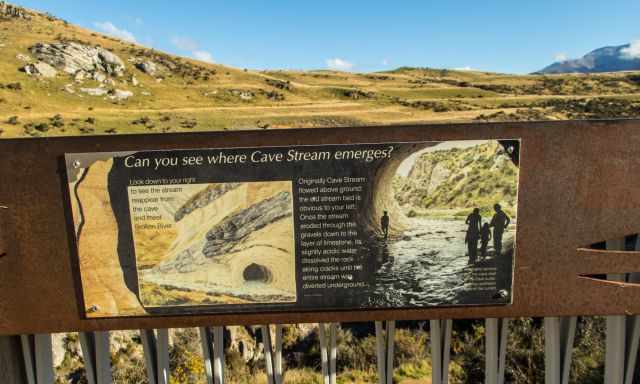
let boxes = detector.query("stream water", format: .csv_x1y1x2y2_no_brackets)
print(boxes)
368,217,515,307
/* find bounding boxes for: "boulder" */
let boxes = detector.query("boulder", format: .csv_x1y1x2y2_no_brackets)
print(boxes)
108,89,133,101
135,60,159,76
80,87,108,96
29,42,126,77
22,62,57,78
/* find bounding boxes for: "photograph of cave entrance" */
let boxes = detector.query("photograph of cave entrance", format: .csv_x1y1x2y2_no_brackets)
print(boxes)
365,140,519,309
2,0,640,383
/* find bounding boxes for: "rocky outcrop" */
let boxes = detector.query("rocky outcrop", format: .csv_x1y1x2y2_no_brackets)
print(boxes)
174,183,241,222
0,1,30,19
135,60,160,77
394,141,518,212
202,191,293,258
29,42,126,77
21,62,57,78
140,181,297,304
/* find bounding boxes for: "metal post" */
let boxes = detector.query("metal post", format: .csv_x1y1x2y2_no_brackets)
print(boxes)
20,334,54,384
140,329,169,384
213,327,225,384
79,331,112,384
375,321,395,384
0,336,26,384
430,319,452,384
329,323,337,384
544,317,577,384
319,323,339,384
261,325,283,384
485,318,509,384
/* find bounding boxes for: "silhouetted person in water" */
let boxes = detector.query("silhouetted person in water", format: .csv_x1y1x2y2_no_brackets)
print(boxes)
465,208,482,263
381,211,390,240
480,223,491,259
490,204,511,256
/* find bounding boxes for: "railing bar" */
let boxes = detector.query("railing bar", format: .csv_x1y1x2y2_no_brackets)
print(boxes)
79,332,97,384
375,321,386,384
561,317,577,384
544,317,560,384
319,323,329,384
213,326,225,384
199,327,214,384
94,331,112,384
497,319,509,384
430,320,442,384
140,329,158,384
156,329,169,384
20,335,36,384
442,319,452,384
329,323,337,384
274,325,283,384
34,333,54,384
385,321,395,384
261,325,275,384
485,318,498,384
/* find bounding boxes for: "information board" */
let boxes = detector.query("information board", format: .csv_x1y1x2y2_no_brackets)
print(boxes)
65,140,519,318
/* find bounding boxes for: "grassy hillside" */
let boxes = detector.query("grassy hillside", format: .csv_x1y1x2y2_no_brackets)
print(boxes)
0,3,639,139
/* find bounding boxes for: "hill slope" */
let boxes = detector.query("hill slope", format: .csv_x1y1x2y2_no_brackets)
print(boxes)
537,44,640,74
0,3,639,139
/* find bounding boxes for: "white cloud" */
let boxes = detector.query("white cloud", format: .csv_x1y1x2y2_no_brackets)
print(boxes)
170,36,199,51
326,58,354,71
381,58,389,66
554,52,568,62
621,40,640,59
192,50,215,63
93,21,137,43
452,66,474,71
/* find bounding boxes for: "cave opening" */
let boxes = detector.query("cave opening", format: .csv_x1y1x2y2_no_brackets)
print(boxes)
243,263,273,283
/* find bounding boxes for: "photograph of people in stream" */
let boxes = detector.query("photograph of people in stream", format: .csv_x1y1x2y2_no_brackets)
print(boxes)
368,139,519,307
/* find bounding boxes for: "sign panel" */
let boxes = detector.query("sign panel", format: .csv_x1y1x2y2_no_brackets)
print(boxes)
65,140,520,318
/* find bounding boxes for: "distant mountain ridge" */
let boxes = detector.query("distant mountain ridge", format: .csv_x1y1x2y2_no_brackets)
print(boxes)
537,43,640,74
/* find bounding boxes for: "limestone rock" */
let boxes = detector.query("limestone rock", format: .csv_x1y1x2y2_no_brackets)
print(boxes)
29,42,126,77
80,87,108,96
22,62,57,78
15,53,31,62
131,75,139,86
0,1,30,19
108,89,133,100
135,60,159,76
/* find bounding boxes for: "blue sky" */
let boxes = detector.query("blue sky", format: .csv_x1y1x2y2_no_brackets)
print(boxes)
14,0,640,74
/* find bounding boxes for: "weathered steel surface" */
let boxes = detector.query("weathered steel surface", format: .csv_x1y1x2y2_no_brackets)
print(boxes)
1,120,640,335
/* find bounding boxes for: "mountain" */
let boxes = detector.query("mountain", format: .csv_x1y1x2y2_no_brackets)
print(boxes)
537,44,640,74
